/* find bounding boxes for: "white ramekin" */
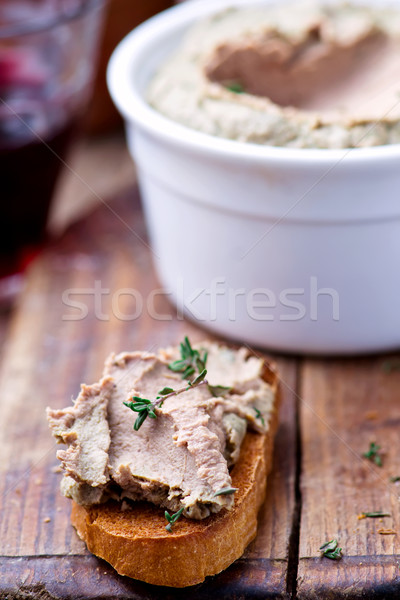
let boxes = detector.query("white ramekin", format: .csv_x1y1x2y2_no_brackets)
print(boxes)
108,0,400,355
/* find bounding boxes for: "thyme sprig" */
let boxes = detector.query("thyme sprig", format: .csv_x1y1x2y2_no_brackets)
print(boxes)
168,337,230,398
169,336,208,379
124,337,231,430
319,539,342,560
124,369,208,431
165,507,184,532
363,442,383,467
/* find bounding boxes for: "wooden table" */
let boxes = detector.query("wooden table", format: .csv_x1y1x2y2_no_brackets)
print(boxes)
0,136,399,599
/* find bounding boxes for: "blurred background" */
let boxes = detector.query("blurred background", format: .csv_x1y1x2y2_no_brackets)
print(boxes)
85,0,174,134
50,0,175,234
0,0,173,300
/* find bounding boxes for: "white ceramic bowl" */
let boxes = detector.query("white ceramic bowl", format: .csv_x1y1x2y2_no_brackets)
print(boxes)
108,0,400,355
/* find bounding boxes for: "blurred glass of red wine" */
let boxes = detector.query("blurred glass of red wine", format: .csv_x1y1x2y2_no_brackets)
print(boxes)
0,0,106,281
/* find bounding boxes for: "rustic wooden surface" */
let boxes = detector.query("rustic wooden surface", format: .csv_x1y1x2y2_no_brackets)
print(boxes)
0,135,399,598
297,359,400,599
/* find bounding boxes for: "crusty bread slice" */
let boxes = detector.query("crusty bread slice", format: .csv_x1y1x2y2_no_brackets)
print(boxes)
71,361,280,587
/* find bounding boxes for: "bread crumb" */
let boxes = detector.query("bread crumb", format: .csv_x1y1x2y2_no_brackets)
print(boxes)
43,517,51,523
365,410,378,420
52,465,62,474
35,478,42,485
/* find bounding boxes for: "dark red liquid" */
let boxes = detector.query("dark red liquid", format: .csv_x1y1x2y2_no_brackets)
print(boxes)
0,0,106,286
0,121,77,277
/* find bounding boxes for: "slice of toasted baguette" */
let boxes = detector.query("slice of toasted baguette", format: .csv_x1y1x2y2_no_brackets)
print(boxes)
71,362,280,588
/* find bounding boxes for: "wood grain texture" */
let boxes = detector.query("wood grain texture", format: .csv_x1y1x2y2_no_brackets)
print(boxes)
3,180,398,598
297,358,400,599
0,188,297,598
0,556,286,600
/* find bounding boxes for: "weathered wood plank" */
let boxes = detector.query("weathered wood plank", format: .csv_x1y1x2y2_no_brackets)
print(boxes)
0,188,297,598
297,357,400,599
0,556,285,600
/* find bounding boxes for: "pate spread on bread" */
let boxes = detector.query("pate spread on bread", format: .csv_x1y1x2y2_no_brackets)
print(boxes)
47,342,274,518
47,340,280,586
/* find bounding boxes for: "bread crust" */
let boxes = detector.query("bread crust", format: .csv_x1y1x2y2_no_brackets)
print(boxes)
71,362,280,587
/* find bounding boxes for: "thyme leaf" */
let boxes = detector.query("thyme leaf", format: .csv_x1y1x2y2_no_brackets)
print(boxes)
363,442,383,467
319,539,338,552
358,511,391,519
225,81,245,94
165,507,184,532
390,476,400,483
190,369,207,386
158,387,174,395
323,547,343,560
213,487,238,497
253,407,265,426
319,539,342,560
133,411,148,431
208,384,231,397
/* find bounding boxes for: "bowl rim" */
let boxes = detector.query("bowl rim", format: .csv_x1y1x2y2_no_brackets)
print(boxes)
107,0,400,165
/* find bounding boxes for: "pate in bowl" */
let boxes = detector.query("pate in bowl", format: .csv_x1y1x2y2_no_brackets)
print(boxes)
108,0,400,354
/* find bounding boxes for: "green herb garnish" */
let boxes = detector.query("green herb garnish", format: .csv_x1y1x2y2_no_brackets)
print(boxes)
319,539,342,560
213,487,238,497
253,407,265,426
390,476,400,483
208,384,231,397
168,336,208,379
123,370,208,431
165,507,184,532
363,442,383,467
124,337,232,430
225,82,245,94
169,337,230,398
123,397,158,431
358,511,391,519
